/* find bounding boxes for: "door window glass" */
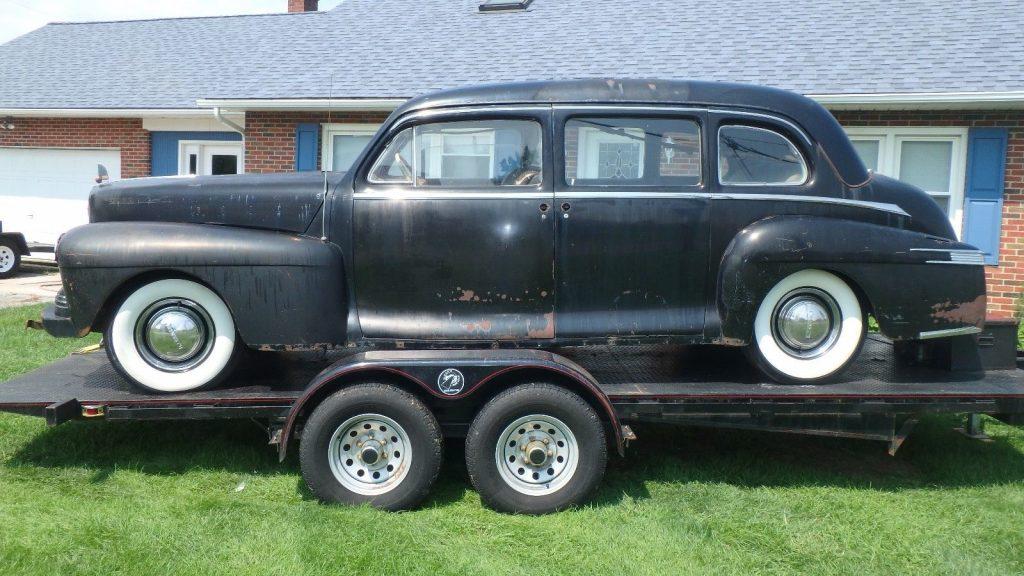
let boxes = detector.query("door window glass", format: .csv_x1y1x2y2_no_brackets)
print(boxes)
368,120,542,187
718,125,808,186
564,117,701,186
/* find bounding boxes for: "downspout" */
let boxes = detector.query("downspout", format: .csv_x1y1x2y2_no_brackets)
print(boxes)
212,107,246,172
212,107,245,134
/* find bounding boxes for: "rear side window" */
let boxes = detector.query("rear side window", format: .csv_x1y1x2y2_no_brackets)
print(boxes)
564,117,701,186
368,119,542,187
718,125,808,186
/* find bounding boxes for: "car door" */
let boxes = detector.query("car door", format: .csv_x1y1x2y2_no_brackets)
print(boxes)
351,108,556,341
553,107,711,338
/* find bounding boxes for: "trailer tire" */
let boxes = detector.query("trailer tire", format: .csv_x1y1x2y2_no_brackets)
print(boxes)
0,238,21,279
466,383,606,514
299,384,442,511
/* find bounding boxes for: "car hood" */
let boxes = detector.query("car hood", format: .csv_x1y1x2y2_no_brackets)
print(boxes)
88,172,345,234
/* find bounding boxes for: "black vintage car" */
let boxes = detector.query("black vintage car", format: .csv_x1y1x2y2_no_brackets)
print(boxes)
42,80,985,394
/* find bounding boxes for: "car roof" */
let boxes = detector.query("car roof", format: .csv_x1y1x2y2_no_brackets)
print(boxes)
391,79,869,187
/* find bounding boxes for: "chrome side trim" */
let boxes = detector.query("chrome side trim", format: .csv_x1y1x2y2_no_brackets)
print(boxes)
909,248,986,266
354,190,551,200
918,326,983,340
712,193,909,217
353,190,910,216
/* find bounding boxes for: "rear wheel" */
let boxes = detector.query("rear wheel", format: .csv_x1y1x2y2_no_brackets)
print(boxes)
466,383,607,514
299,384,443,511
105,278,239,393
0,240,20,279
747,269,865,384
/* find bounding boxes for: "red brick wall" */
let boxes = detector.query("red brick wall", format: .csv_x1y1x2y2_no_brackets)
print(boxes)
833,110,1024,317
0,117,150,178
244,111,390,174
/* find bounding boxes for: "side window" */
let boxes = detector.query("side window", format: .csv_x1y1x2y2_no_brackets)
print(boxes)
564,117,701,186
718,125,808,186
368,119,542,187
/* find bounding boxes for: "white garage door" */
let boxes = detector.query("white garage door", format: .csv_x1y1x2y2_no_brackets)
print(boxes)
0,147,121,249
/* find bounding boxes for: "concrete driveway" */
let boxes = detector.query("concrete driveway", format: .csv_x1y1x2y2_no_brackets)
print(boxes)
0,264,61,308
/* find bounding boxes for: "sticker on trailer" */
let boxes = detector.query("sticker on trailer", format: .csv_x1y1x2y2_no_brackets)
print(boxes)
437,368,466,395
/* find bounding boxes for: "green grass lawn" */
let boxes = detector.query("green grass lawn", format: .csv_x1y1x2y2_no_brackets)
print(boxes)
1,304,1023,575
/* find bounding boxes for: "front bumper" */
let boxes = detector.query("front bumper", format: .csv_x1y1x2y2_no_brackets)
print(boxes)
39,290,86,338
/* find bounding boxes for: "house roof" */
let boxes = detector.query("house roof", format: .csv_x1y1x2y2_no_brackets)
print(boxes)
1,0,1023,111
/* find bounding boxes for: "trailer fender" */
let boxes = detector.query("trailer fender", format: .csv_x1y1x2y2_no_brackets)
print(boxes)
0,232,30,256
717,215,986,343
278,349,625,461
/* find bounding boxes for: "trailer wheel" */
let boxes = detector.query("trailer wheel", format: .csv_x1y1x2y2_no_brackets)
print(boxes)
299,384,442,511
747,269,865,384
0,239,20,279
465,383,607,514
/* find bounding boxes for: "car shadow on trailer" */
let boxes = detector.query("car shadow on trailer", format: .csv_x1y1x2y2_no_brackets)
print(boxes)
6,413,1024,509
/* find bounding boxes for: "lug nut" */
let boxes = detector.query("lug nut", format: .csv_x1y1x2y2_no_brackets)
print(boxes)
542,438,550,445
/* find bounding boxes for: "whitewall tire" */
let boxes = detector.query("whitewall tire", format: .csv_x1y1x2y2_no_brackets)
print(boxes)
105,278,239,393
748,269,865,384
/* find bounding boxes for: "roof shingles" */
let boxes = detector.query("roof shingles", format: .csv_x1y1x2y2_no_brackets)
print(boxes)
1,0,1021,109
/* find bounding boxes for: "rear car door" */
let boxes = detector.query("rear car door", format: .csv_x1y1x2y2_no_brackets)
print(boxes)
553,107,711,337
351,108,556,341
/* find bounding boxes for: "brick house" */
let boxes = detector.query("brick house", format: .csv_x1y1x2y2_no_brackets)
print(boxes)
0,0,1022,316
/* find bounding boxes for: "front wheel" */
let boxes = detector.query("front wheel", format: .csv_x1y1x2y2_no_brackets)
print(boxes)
105,278,240,393
466,384,607,514
747,269,865,384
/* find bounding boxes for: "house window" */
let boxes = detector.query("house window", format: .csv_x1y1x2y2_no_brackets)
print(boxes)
322,124,380,172
845,127,968,234
178,141,243,175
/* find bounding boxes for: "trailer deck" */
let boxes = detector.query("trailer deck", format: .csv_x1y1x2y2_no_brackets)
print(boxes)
2,336,1023,428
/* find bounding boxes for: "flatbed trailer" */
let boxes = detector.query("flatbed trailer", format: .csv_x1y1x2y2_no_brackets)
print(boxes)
2,335,1023,512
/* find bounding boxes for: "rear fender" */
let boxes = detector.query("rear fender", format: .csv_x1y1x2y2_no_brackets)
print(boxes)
717,216,986,343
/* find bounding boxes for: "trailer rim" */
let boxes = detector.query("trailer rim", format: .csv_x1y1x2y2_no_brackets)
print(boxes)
327,412,412,496
496,413,579,496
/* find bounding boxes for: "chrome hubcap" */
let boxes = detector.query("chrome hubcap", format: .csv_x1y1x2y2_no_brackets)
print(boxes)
134,299,214,372
328,414,411,495
0,246,14,273
772,288,841,358
496,415,579,495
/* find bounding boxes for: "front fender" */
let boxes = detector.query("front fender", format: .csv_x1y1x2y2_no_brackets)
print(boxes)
56,222,347,346
717,216,986,343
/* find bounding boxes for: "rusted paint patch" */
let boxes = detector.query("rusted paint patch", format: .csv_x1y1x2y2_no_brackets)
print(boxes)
463,319,493,334
527,312,555,339
457,289,476,302
930,294,986,327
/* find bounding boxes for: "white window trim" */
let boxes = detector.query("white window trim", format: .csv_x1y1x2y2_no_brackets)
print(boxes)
421,127,497,181
845,126,968,236
177,140,244,176
576,125,646,179
322,123,380,172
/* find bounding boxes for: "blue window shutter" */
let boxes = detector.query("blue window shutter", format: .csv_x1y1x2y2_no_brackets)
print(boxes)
295,123,319,171
963,128,1008,265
